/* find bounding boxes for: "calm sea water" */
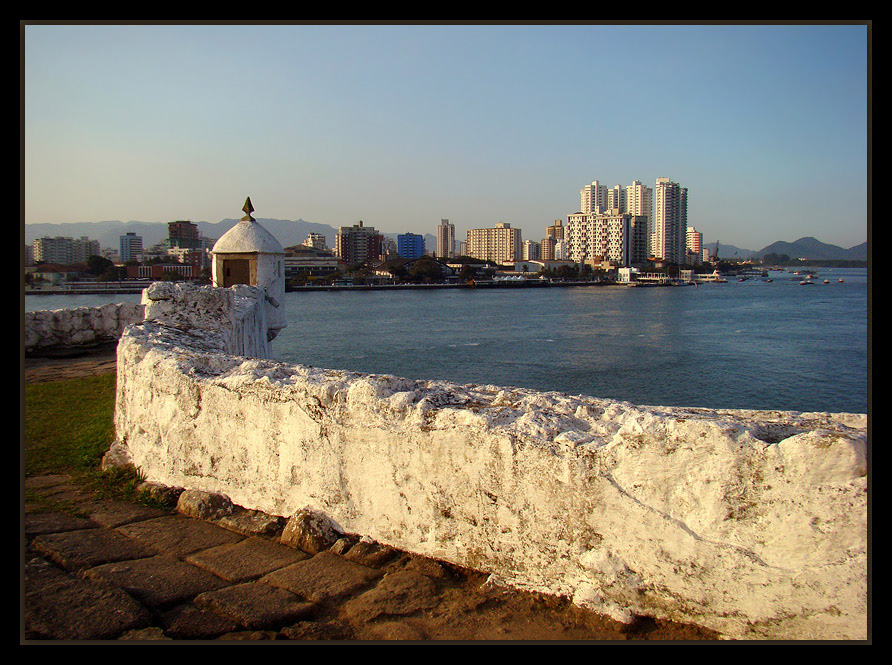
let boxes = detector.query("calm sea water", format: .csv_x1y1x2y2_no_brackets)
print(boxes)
26,267,869,414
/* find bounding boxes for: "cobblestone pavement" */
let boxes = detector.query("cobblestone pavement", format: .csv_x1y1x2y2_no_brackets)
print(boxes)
22,474,722,642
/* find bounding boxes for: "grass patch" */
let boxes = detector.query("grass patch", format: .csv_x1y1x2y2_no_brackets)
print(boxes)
23,373,117,477
24,372,171,510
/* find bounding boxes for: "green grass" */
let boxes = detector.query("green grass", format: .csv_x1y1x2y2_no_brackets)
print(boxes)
24,373,118,476
23,373,167,509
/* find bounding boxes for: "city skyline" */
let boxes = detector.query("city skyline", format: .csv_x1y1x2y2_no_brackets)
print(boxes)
23,23,869,251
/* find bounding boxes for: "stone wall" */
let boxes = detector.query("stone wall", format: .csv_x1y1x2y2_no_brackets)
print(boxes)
111,283,868,640
25,301,145,352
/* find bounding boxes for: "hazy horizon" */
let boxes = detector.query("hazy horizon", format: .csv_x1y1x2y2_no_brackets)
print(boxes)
23,23,869,251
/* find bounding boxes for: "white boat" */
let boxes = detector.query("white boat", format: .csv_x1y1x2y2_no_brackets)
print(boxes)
694,270,727,283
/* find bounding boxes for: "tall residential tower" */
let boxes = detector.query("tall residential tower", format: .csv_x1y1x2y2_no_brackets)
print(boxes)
436,218,455,259
651,177,688,264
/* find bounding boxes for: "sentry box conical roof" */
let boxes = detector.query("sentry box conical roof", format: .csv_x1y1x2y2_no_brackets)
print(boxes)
212,197,284,256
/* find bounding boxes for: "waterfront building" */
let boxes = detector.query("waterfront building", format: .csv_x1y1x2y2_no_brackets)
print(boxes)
651,177,688,264
523,239,541,261
166,220,202,249
541,235,556,261
437,218,456,259
25,244,34,266
566,211,646,268
336,220,384,266
126,263,201,281
165,246,205,269
397,233,426,260
33,236,101,265
545,219,565,241
283,245,340,277
625,180,653,252
458,241,467,257
466,222,522,264
303,232,328,251
687,226,704,265
120,232,143,263
381,237,398,260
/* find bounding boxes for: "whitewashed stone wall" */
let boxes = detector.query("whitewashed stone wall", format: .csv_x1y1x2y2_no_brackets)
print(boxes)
112,284,868,641
140,282,271,360
25,301,145,351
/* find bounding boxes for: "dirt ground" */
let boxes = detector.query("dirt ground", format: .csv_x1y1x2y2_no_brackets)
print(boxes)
24,342,119,384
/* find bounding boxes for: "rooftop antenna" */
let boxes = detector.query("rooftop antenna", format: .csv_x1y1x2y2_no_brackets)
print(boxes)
242,197,256,222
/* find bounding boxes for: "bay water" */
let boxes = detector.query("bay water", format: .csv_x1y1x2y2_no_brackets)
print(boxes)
26,267,868,414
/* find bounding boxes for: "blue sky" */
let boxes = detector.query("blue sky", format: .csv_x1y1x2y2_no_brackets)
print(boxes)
24,23,869,250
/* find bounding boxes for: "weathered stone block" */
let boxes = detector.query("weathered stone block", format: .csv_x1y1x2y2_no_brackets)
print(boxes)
177,489,235,521
280,508,342,554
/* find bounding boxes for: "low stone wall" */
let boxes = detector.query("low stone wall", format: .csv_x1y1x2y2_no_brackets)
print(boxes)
112,284,868,640
25,301,145,352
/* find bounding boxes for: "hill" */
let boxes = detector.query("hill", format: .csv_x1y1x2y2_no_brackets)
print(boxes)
751,237,866,261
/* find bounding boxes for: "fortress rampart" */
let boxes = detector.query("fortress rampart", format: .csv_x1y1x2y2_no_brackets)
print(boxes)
109,283,867,640
25,301,145,352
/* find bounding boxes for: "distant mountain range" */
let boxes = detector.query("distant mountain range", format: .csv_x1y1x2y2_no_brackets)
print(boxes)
705,237,867,262
24,219,864,262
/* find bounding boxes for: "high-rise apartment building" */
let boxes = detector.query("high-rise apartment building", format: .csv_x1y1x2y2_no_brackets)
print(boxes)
541,235,557,261
625,180,653,256
120,232,143,263
466,222,522,264
166,221,202,249
607,185,626,213
580,181,608,215
545,219,565,241
436,218,455,259
33,236,100,265
686,226,703,264
336,220,383,265
522,239,541,261
652,177,688,264
566,211,648,267
397,233,426,259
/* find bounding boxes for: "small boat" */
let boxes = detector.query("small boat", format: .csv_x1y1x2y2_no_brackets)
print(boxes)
764,278,773,283
823,279,830,284
800,280,814,285
839,278,844,283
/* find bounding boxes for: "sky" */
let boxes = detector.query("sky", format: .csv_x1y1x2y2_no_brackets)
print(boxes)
23,22,869,251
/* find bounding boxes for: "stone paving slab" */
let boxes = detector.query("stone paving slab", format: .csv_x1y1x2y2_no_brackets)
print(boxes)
84,555,232,610
24,512,99,537
24,556,152,640
30,527,156,572
116,514,245,557
342,569,442,621
78,498,170,528
24,474,74,490
184,536,309,583
160,604,243,639
194,581,317,630
261,550,383,604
